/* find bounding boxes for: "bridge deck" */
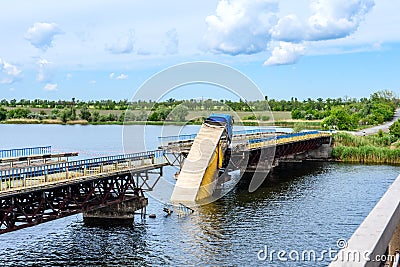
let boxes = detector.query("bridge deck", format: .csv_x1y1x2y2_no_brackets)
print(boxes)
0,150,168,196
0,152,79,169
162,131,332,153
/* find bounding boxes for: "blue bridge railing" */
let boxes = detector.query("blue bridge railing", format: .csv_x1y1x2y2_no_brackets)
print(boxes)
0,146,52,159
158,128,278,143
158,134,198,143
233,128,276,135
159,130,322,145
0,150,165,180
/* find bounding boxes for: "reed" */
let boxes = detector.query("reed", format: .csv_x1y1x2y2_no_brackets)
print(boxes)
333,145,400,164
332,132,400,164
333,132,397,147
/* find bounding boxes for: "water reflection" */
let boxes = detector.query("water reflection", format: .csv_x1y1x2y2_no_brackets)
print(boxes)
1,125,400,266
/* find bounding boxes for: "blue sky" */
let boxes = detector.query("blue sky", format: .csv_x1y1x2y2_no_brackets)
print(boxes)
0,0,399,101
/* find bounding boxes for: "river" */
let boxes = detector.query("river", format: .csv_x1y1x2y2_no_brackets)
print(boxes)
0,124,399,266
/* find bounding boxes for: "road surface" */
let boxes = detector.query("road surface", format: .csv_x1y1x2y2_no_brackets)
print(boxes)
353,108,400,136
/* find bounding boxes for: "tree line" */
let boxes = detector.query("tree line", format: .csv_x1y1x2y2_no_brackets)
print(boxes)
0,90,398,128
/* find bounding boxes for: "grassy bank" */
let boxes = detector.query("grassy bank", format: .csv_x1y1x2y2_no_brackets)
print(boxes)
332,132,400,164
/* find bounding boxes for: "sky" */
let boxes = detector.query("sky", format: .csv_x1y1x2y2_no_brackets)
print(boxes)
0,0,400,101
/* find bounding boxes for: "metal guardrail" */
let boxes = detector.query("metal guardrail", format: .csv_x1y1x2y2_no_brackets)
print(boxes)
158,134,198,143
0,150,164,181
161,131,331,151
233,128,276,135
0,146,51,159
158,128,278,144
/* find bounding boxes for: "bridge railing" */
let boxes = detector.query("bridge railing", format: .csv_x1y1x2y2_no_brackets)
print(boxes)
158,129,277,144
233,128,276,136
159,130,331,151
0,146,51,159
0,150,166,192
158,134,198,143
247,131,331,149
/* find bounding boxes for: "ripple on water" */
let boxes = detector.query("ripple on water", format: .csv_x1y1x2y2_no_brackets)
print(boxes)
0,161,399,266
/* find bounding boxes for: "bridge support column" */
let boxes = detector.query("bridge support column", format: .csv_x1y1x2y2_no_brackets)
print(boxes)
83,196,148,226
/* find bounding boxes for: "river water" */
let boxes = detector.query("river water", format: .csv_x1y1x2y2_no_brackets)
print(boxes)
0,125,399,266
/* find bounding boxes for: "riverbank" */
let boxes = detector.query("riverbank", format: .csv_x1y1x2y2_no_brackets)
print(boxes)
1,117,323,127
331,132,400,164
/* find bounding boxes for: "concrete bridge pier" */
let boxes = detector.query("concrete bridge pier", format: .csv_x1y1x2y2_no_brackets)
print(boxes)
83,196,148,226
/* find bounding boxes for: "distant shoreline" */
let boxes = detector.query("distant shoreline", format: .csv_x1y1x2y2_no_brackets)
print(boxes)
0,119,323,128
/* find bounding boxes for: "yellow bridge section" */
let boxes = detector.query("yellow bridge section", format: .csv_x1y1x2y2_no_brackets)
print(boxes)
248,132,331,150
170,123,225,204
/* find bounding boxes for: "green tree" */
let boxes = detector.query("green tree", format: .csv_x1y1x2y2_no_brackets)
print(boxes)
0,107,7,121
79,106,92,121
169,105,189,121
60,109,69,123
70,107,77,120
148,105,171,121
322,108,358,130
7,108,31,119
389,119,400,138
291,109,304,119
148,111,159,121
92,111,100,122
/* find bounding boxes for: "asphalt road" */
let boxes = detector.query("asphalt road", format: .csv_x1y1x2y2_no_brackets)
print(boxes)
353,108,400,136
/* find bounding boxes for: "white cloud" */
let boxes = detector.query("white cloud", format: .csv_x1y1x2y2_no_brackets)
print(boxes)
204,0,279,55
89,80,96,84
205,0,375,65
164,28,179,54
116,74,128,80
109,72,128,80
0,58,21,84
264,42,305,66
272,0,375,43
66,73,72,80
25,22,64,51
307,0,375,41
37,59,55,83
43,83,58,91
106,30,135,54
270,14,306,42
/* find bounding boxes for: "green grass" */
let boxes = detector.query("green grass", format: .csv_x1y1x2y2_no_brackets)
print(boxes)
332,132,400,164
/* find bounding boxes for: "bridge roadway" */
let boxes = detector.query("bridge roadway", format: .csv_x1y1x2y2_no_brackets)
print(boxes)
0,131,331,234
